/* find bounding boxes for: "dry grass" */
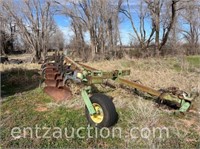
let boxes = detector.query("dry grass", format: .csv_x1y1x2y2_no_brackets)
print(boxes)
7,53,33,60
0,63,41,72
2,56,198,109
84,56,200,148
1,55,200,148
0,52,60,72
86,57,199,92
121,100,163,148
127,99,160,126
86,57,200,113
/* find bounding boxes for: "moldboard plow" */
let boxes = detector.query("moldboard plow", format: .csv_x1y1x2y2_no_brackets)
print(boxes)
41,54,197,128
41,54,72,101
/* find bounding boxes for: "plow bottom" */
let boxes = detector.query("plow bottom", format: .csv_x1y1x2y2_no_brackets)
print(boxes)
43,63,72,101
44,86,72,101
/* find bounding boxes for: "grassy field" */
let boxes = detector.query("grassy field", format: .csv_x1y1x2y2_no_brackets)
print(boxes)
1,55,200,148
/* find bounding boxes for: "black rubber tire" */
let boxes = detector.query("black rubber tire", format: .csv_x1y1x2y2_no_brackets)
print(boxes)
85,93,118,128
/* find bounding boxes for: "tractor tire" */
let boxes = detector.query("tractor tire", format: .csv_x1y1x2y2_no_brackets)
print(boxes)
85,93,118,128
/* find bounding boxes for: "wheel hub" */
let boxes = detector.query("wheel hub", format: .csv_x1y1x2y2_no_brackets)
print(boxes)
90,103,104,124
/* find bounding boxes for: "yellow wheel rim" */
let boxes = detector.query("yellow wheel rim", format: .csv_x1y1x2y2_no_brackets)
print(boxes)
90,103,104,124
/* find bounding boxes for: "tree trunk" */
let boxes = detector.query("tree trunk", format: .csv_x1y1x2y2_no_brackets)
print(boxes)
155,0,160,56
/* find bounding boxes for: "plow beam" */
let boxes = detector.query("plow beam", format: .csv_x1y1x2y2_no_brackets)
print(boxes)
77,62,98,71
64,57,84,71
116,78,192,112
117,78,161,97
73,63,194,112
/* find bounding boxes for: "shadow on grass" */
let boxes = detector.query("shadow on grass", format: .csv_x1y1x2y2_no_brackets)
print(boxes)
1,68,41,98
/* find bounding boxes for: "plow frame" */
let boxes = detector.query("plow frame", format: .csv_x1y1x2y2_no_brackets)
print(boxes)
64,57,195,113
42,55,197,127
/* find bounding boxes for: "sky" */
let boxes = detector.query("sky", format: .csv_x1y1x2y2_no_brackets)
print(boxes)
52,0,175,46
52,0,173,45
53,2,148,46
54,14,146,45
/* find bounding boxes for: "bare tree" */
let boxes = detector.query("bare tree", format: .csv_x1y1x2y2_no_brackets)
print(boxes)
1,0,56,61
120,0,157,56
121,0,180,56
180,0,200,55
144,0,180,55
55,0,123,60
0,3,17,55
49,27,65,51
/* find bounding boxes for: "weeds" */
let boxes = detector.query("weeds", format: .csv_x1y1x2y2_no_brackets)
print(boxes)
1,68,41,97
1,56,200,148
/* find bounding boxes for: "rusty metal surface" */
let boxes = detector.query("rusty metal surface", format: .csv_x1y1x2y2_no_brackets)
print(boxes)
44,65,57,70
65,57,84,71
117,78,161,97
77,63,98,71
44,80,58,87
57,81,65,88
56,75,63,80
45,72,59,80
45,69,58,74
44,86,72,101
42,61,72,101
45,63,56,67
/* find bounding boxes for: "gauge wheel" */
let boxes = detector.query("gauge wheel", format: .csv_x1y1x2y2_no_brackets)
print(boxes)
85,93,118,128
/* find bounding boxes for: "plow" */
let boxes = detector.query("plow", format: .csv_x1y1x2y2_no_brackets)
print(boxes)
41,53,197,128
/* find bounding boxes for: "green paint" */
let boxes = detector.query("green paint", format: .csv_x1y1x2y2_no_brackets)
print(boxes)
81,88,96,115
179,100,191,112
162,93,191,112
162,93,182,105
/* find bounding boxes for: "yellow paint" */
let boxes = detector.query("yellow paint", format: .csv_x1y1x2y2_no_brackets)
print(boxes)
90,103,104,124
